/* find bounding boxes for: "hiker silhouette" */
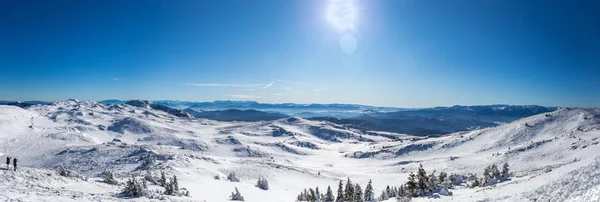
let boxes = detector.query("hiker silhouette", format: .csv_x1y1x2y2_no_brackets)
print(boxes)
13,158,17,171
6,156,10,170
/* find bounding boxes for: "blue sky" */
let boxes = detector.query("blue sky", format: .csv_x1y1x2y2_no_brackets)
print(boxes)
0,0,598,107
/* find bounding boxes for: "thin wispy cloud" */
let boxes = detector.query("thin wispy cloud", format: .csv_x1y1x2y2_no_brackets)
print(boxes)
263,81,274,89
224,94,261,99
185,82,266,88
272,79,307,85
112,78,121,81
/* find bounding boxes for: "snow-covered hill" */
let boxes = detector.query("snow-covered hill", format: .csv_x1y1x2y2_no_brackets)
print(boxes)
0,100,598,201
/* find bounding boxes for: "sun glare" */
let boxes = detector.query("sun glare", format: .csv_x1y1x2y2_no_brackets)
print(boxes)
327,0,357,31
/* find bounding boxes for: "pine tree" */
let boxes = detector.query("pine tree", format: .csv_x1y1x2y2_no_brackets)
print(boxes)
405,172,417,197
378,190,389,201
309,188,316,201
159,171,167,187
483,166,491,184
121,176,146,197
173,175,179,191
385,185,391,197
491,164,501,180
164,179,175,195
364,180,375,202
316,187,321,201
501,162,510,179
303,189,309,201
336,180,344,202
398,185,406,197
416,164,430,196
344,178,354,200
325,186,335,202
354,184,363,202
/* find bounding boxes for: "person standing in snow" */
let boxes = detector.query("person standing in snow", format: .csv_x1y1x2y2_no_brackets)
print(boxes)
6,156,10,170
13,158,17,171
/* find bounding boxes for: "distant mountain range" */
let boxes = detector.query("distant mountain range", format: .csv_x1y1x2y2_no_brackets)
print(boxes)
0,100,52,108
183,109,288,122
0,99,558,136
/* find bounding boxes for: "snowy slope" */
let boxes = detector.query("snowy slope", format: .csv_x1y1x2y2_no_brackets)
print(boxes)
1,100,599,202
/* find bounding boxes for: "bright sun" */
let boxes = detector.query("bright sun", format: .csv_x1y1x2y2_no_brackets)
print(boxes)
327,0,357,31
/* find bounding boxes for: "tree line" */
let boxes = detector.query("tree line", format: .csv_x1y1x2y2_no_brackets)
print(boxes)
294,163,510,201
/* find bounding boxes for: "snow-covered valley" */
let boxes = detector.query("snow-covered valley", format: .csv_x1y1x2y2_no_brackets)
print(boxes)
1,100,599,202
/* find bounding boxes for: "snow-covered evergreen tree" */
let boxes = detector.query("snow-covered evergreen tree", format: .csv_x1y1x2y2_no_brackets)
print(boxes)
336,180,344,202
172,175,179,191
405,172,417,197
364,179,375,202
122,177,146,197
491,164,501,180
354,184,363,202
315,187,321,201
378,190,389,201
164,180,174,195
325,186,335,202
308,188,316,201
501,162,510,179
385,185,391,197
416,164,431,196
159,171,167,187
344,178,354,200
483,166,491,184
230,187,244,201
398,185,406,197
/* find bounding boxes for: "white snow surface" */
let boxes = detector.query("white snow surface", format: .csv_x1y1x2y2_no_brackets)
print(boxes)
0,100,599,202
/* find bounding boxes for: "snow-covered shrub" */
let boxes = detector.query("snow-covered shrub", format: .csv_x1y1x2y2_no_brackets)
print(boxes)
228,172,240,182
482,163,510,186
230,187,244,201
467,174,480,187
138,155,155,170
448,173,465,186
144,171,156,184
57,166,87,181
102,171,118,185
256,177,269,190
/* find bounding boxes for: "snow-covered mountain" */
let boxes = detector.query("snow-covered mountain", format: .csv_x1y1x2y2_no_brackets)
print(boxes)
0,100,598,201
